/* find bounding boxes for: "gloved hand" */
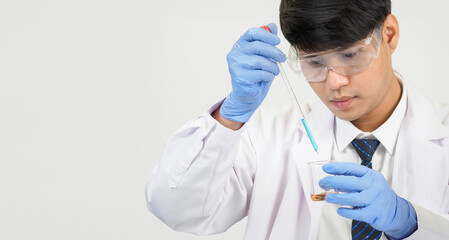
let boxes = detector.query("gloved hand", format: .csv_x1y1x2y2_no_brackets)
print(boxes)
220,23,286,123
319,162,418,239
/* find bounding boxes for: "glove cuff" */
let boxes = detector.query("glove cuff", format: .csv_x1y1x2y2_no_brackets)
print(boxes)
384,197,418,239
220,93,259,123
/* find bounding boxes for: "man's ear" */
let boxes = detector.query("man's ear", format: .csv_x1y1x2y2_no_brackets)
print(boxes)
382,14,400,54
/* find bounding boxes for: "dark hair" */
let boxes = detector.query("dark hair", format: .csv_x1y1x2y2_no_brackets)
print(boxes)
279,0,391,53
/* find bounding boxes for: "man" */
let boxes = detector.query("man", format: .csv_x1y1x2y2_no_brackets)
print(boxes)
146,0,449,239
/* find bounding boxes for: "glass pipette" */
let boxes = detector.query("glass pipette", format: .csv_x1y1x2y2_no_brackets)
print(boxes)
261,26,319,153
277,61,319,153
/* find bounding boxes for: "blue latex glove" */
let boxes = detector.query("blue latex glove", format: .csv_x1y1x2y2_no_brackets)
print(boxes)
220,23,286,122
319,162,418,239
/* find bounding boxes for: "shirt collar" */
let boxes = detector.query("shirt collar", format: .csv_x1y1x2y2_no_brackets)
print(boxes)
335,71,408,154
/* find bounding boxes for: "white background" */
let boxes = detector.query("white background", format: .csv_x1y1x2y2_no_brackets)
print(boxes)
1,0,448,239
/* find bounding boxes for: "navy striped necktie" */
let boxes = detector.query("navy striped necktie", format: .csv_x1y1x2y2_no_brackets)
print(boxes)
350,138,383,240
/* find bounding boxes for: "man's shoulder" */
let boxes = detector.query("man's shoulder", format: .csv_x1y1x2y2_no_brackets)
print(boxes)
407,85,449,128
430,101,449,127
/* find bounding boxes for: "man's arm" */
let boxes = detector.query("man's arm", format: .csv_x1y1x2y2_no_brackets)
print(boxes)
146,23,285,235
146,101,256,235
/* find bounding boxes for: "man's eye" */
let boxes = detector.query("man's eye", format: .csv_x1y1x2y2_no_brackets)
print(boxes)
307,59,324,67
341,52,357,58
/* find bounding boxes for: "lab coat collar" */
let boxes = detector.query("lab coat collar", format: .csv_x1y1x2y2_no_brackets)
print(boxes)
402,75,449,140
391,75,449,200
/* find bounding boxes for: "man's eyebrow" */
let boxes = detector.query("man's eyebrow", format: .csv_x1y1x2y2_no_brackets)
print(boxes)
299,53,319,59
304,55,318,59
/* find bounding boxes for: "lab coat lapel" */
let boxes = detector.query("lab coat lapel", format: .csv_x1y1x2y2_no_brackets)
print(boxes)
392,80,449,208
293,101,334,239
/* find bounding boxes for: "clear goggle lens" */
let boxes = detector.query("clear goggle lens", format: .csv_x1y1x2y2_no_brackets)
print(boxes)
287,28,382,82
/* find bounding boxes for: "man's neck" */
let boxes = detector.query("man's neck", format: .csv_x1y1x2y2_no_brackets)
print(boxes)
351,75,403,132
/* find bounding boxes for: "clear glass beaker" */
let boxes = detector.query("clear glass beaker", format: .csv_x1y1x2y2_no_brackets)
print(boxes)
307,160,335,201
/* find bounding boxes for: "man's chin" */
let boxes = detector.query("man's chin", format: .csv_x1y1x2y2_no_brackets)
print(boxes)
330,108,361,122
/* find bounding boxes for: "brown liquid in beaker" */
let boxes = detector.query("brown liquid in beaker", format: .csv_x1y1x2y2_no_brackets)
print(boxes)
310,193,327,201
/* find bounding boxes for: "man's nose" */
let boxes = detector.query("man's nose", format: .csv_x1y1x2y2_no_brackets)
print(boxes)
325,67,349,90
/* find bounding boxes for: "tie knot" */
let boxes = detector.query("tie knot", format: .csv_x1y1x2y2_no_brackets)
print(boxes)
351,138,380,167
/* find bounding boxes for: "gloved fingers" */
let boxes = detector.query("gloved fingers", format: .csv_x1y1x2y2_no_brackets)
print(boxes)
266,23,278,35
319,176,366,192
231,80,260,98
325,192,370,207
243,41,286,62
231,68,276,85
336,207,366,223
241,27,281,46
233,55,279,75
322,162,370,177
231,80,272,100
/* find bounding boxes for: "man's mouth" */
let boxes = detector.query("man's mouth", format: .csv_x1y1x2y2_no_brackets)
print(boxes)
330,97,355,110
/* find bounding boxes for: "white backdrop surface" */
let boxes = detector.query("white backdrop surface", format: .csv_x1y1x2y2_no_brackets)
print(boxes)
0,0,448,239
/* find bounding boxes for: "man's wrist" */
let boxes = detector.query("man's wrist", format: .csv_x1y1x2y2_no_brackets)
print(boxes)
212,105,244,131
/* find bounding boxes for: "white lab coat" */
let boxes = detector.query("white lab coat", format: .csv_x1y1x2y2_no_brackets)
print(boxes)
146,78,449,239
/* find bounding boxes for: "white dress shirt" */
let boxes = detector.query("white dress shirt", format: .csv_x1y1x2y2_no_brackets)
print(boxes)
318,77,407,239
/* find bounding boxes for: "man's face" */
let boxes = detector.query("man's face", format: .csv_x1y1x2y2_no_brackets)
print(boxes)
308,35,398,123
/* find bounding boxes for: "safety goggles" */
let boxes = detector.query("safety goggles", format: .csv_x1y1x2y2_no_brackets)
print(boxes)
287,27,383,82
